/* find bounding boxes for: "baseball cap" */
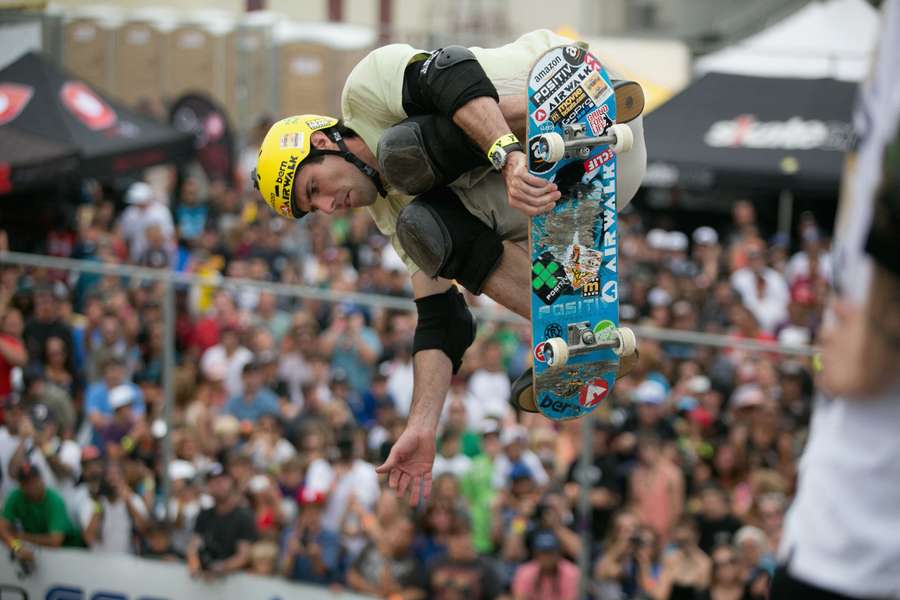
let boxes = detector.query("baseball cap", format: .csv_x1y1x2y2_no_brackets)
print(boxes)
168,460,197,482
666,231,689,252
692,226,719,246
687,375,711,395
125,182,154,205
647,287,672,308
532,529,561,552
500,425,528,447
109,385,136,410
16,461,41,483
508,462,533,482
647,228,669,250
731,384,765,410
206,462,229,480
633,380,667,406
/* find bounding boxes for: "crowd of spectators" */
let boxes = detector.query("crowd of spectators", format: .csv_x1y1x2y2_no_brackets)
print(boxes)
0,122,829,599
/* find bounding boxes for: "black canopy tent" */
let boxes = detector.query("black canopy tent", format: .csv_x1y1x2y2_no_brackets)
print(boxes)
0,51,193,194
644,72,856,192
642,72,857,234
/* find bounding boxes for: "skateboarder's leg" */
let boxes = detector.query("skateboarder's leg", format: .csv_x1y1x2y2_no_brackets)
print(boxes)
480,241,531,319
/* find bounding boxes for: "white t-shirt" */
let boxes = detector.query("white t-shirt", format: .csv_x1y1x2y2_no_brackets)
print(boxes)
321,460,379,533
778,2,900,597
78,492,148,554
729,267,790,332
118,202,175,262
385,359,414,416
433,453,473,480
200,344,253,399
467,369,513,423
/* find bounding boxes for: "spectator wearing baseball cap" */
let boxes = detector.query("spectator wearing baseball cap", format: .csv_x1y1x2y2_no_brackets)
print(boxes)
0,461,82,562
626,380,677,441
187,463,257,578
493,425,549,488
512,529,580,600
117,181,175,264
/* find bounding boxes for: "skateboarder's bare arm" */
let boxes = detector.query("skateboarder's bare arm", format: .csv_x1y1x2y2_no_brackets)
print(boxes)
452,97,560,216
498,95,528,140
376,271,455,505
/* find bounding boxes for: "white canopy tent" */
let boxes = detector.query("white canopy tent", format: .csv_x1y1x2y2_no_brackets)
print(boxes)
695,0,880,81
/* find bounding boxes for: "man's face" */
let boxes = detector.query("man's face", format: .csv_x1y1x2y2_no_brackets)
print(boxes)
21,476,45,502
293,148,377,215
207,474,232,502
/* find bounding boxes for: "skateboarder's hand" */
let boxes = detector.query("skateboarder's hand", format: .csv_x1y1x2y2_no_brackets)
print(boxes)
502,151,560,216
376,426,436,506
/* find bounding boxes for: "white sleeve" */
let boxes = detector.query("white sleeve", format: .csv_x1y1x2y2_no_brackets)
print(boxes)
305,458,335,494
58,440,82,480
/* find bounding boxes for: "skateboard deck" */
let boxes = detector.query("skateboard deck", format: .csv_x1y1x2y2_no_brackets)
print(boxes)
526,44,635,421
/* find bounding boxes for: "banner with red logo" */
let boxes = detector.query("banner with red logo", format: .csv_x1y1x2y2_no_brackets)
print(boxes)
60,81,117,130
0,83,33,126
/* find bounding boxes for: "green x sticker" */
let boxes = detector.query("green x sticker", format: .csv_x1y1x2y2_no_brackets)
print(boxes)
532,261,559,289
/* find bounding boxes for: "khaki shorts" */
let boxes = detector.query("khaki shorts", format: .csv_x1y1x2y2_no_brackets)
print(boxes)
396,114,646,275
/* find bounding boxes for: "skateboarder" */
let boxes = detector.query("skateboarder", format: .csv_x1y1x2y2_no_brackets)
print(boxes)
253,30,647,504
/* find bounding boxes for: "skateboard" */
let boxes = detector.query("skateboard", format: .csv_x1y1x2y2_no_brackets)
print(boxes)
525,44,637,421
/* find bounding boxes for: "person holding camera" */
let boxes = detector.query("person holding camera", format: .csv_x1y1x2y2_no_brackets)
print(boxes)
78,460,149,554
186,463,257,579
654,517,712,600
595,511,661,600
511,529,580,600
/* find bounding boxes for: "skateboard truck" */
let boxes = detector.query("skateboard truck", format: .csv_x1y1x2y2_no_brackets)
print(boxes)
544,322,636,368
536,122,634,163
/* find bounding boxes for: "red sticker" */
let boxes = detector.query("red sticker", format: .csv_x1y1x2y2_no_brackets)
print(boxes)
583,53,601,71
60,81,117,130
578,378,609,408
534,341,548,363
587,110,611,135
534,108,547,122
583,149,614,173
0,83,33,126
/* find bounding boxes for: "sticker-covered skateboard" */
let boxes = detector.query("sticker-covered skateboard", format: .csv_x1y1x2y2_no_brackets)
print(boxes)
526,44,637,421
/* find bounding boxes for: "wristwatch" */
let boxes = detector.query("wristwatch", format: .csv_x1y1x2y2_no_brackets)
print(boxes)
488,133,523,171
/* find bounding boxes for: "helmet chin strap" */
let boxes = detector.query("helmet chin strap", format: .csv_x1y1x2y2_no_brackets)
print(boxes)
319,131,387,197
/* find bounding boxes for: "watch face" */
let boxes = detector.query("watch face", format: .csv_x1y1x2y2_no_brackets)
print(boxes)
491,147,506,170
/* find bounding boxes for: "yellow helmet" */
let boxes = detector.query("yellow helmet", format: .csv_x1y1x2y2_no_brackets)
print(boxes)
253,114,338,219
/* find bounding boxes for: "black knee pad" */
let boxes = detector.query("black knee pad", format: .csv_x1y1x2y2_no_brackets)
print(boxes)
413,286,476,374
396,188,503,295
377,115,485,196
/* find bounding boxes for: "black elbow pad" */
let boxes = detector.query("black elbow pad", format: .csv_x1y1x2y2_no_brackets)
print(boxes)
402,46,499,118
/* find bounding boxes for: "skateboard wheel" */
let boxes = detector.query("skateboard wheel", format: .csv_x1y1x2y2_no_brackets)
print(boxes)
544,337,569,368
540,132,566,163
610,123,633,154
613,327,637,357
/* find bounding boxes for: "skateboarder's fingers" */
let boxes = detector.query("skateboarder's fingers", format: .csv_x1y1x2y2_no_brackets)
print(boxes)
387,467,401,489
397,471,412,496
409,476,421,506
519,170,558,191
421,474,432,504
